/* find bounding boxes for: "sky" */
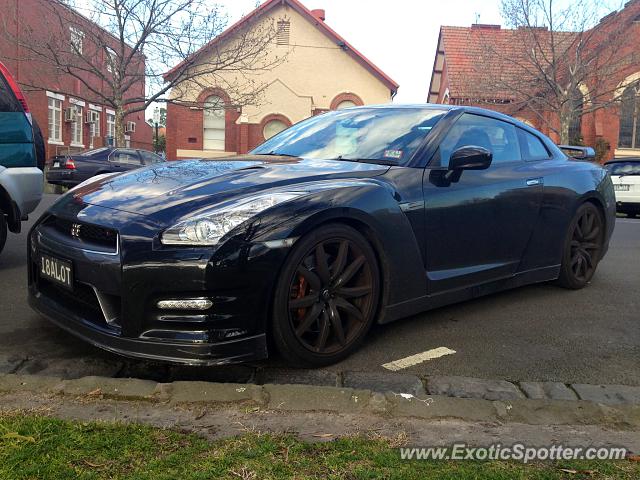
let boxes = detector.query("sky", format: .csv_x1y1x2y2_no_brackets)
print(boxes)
223,0,504,103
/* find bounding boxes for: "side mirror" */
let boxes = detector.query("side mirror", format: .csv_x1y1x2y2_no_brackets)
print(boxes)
449,146,493,170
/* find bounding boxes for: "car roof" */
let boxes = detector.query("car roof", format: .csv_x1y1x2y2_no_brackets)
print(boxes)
349,103,538,132
606,158,640,163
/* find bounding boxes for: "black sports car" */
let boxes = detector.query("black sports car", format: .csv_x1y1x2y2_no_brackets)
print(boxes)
28,105,616,367
46,147,164,187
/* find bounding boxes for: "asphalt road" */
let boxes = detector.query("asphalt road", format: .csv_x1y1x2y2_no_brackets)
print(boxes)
1,194,639,385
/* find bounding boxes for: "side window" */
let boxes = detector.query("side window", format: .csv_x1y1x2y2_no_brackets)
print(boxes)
518,128,551,161
140,151,161,165
437,114,522,167
111,149,142,165
0,76,21,112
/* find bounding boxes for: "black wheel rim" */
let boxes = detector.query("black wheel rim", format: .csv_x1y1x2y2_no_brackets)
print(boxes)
287,238,376,355
570,209,602,282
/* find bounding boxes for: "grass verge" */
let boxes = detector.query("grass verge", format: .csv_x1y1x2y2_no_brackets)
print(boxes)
1,413,638,479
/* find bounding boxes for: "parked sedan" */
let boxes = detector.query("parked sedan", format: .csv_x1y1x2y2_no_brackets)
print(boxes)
46,147,164,187
28,105,615,367
604,158,640,217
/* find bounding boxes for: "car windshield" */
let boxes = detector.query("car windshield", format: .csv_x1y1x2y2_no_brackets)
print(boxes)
605,161,640,176
251,107,447,164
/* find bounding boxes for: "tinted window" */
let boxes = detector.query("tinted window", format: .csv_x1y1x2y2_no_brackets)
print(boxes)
0,75,21,113
605,161,640,176
140,151,162,164
437,114,522,167
252,108,447,164
111,149,141,165
83,147,110,156
518,129,550,160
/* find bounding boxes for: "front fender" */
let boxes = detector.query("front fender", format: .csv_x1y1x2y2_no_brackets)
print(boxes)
249,181,428,321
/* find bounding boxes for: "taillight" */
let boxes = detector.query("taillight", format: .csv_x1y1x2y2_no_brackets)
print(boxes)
65,158,76,170
0,61,31,124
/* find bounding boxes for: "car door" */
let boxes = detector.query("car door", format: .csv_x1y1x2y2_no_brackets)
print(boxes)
111,149,143,171
422,113,543,294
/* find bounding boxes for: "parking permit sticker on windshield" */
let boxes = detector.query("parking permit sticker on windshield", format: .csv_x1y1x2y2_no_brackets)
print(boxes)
384,149,403,160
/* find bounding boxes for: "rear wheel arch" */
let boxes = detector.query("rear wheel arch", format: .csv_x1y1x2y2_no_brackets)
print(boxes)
577,193,608,231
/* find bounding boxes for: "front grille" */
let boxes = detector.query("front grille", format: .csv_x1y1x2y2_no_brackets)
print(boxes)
48,216,118,250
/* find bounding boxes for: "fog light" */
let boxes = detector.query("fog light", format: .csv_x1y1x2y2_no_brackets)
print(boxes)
157,298,213,311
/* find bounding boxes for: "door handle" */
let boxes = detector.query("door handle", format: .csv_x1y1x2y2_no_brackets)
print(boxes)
526,178,543,186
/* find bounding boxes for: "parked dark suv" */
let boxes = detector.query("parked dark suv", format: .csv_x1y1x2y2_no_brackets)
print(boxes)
0,60,43,255
46,147,164,187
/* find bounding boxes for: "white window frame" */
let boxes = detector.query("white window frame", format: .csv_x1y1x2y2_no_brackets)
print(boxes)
70,27,84,55
89,111,100,148
105,47,117,75
71,105,84,147
47,96,63,143
106,112,116,140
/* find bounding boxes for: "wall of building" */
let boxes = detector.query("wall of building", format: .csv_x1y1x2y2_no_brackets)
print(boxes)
0,0,153,159
166,3,394,160
431,1,640,162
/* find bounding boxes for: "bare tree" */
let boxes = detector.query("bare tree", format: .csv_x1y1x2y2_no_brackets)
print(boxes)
467,0,639,144
6,0,283,146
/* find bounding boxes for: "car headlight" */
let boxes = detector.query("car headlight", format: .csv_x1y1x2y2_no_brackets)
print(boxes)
161,192,303,246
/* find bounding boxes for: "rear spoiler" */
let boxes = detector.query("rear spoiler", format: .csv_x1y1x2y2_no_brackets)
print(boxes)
559,145,596,161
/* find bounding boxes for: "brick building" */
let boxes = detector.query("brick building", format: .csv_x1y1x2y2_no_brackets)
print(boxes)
428,0,640,161
165,0,398,160
0,0,152,161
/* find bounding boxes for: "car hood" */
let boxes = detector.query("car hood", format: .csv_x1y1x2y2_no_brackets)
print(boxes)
70,155,390,216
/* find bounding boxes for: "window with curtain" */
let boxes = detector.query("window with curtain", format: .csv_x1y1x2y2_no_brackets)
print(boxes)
47,97,62,142
203,95,225,151
619,83,640,149
568,88,584,145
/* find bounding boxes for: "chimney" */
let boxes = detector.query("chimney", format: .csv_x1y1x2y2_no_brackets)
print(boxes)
311,9,326,22
471,24,501,30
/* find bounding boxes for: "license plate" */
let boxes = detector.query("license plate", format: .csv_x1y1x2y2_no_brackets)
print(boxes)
53,162,60,168
39,254,74,290
614,184,630,191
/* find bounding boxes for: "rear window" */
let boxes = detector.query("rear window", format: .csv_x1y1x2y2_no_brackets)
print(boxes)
82,148,110,156
605,161,640,176
0,73,22,113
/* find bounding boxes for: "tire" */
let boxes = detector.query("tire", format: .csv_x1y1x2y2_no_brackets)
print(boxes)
557,203,605,289
0,208,7,256
272,223,381,367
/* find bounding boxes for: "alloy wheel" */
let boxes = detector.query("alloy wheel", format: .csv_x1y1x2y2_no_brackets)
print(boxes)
287,238,376,355
569,207,603,282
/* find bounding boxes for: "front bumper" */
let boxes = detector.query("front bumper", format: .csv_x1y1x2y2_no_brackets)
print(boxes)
28,289,267,365
0,166,43,217
27,202,288,366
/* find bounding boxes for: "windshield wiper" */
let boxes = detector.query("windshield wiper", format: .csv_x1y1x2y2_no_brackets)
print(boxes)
258,151,300,158
331,156,398,166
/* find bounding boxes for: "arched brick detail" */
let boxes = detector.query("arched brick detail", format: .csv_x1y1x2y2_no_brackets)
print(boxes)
330,92,364,110
259,113,292,142
197,87,232,106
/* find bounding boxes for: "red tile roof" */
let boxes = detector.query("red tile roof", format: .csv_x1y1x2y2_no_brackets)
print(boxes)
164,0,399,95
437,25,576,101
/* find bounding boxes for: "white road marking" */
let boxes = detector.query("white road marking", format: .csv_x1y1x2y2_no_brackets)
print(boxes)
382,347,457,371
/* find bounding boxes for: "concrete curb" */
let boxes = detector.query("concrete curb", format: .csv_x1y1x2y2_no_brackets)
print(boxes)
1,373,639,427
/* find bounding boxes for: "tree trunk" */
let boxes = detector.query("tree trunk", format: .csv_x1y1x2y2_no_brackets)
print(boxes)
559,103,572,145
115,106,126,147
